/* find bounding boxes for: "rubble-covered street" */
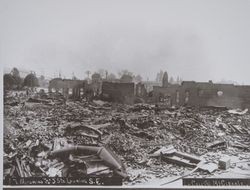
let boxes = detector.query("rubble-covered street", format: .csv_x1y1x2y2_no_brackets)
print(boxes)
3,90,250,186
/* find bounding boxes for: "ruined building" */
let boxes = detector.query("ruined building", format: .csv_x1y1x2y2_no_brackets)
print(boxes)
153,72,250,109
135,82,147,98
49,78,87,99
101,81,135,104
48,71,250,108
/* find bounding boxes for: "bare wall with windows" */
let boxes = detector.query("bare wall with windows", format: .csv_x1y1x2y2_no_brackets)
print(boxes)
153,81,250,109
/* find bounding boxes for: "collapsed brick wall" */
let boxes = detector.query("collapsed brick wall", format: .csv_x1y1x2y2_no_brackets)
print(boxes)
153,81,250,109
49,78,86,99
101,82,135,104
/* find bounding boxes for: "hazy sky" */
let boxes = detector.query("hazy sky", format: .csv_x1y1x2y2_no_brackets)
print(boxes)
1,0,250,83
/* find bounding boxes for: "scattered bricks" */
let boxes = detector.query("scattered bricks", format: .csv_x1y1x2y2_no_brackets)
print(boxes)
218,156,231,170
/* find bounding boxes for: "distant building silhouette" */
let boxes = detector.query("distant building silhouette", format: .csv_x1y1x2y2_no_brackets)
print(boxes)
162,71,168,87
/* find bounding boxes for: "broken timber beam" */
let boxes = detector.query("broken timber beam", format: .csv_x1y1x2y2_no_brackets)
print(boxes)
206,140,227,149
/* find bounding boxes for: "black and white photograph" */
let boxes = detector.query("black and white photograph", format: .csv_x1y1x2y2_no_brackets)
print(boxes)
1,0,250,188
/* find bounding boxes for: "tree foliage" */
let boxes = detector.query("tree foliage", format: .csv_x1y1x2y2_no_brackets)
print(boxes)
4,67,23,89
118,70,134,77
11,67,20,78
4,74,16,90
91,73,101,81
38,75,48,87
134,74,143,83
12,67,22,87
97,69,107,79
120,74,133,83
23,73,39,87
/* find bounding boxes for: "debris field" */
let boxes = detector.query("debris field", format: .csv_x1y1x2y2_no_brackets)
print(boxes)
3,90,250,186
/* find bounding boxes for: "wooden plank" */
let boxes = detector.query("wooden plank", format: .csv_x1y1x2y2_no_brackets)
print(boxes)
174,151,201,163
15,158,24,177
162,155,197,168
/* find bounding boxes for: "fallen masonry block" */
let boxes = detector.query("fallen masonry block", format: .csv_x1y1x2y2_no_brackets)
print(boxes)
218,156,231,170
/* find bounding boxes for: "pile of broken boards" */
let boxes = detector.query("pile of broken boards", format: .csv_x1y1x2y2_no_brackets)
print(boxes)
4,90,250,185
4,137,127,185
107,105,250,184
